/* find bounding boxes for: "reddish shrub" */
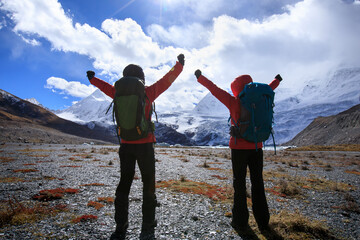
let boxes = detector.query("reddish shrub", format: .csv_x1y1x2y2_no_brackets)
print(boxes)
13,169,38,173
98,197,114,204
345,170,360,175
71,215,98,223
87,201,104,210
60,165,81,168
211,175,228,180
32,188,79,201
156,180,233,202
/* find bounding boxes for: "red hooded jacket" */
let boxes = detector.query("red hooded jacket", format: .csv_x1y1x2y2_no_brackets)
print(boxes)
198,75,280,149
89,61,183,144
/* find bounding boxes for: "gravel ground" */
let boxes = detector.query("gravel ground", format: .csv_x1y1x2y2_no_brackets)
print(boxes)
0,143,359,240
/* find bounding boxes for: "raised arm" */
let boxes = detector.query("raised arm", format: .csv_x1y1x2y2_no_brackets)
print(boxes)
269,74,283,90
146,54,184,102
86,71,115,99
195,70,235,110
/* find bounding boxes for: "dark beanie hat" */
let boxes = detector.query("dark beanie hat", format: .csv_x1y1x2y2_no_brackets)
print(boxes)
123,64,145,83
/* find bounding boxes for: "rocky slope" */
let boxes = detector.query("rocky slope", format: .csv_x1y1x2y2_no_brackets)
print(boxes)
0,89,116,144
285,104,360,146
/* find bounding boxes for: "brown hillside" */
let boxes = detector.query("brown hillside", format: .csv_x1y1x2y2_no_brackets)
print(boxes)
285,104,360,146
0,89,117,144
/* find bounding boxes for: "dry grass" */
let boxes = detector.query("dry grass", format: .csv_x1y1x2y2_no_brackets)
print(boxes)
71,214,98,224
278,180,302,197
24,154,50,158
199,160,210,168
0,177,25,183
263,210,341,240
18,148,53,153
60,165,82,168
211,175,228,180
32,188,79,201
73,153,93,159
0,156,16,163
288,144,360,152
0,196,67,227
345,170,360,175
264,170,355,199
13,169,39,173
156,179,233,202
336,193,360,214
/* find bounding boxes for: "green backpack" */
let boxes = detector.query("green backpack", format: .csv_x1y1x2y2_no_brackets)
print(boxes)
109,76,154,141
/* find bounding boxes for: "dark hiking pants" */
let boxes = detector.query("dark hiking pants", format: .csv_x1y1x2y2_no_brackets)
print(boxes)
115,143,157,230
231,149,269,228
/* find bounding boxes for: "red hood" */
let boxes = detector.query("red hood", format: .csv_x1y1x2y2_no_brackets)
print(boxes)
230,75,253,97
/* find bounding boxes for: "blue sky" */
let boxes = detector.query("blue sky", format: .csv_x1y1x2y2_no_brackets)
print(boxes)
0,0,359,111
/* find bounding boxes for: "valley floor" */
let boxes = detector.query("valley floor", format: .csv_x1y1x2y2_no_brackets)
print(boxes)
0,143,359,239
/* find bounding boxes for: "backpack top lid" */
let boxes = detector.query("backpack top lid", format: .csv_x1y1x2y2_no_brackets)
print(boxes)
239,82,274,104
231,75,253,97
114,76,145,97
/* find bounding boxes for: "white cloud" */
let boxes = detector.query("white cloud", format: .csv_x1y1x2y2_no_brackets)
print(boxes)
45,77,97,98
17,34,41,46
147,23,211,49
151,0,302,27
1,0,360,112
0,0,180,74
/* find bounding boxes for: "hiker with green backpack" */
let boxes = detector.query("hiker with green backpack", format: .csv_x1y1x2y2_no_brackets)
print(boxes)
86,54,185,240
194,69,282,233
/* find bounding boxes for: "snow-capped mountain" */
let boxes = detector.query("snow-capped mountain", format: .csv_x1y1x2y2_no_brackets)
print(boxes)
55,67,360,146
25,98,42,106
273,67,360,143
57,89,113,126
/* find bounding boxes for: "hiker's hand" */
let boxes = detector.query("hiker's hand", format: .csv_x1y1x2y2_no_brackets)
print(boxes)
275,74,282,82
87,71,95,80
195,69,202,79
177,54,185,66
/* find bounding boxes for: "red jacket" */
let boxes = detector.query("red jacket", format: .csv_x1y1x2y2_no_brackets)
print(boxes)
198,75,280,149
89,61,183,144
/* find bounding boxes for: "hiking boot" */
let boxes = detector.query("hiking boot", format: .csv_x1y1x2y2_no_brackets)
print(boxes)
140,229,155,240
110,231,126,240
258,224,270,232
110,221,128,240
141,220,157,231
231,221,249,232
140,220,156,240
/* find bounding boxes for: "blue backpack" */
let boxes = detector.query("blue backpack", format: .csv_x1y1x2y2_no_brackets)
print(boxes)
229,82,276,152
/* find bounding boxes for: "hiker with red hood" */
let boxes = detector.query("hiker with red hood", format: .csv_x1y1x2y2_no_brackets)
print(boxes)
87,54,184,240
194,69,282,232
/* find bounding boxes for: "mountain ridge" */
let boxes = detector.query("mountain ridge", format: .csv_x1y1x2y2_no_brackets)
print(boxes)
285,104,360,146
0,89,117,144
5,67,359,146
